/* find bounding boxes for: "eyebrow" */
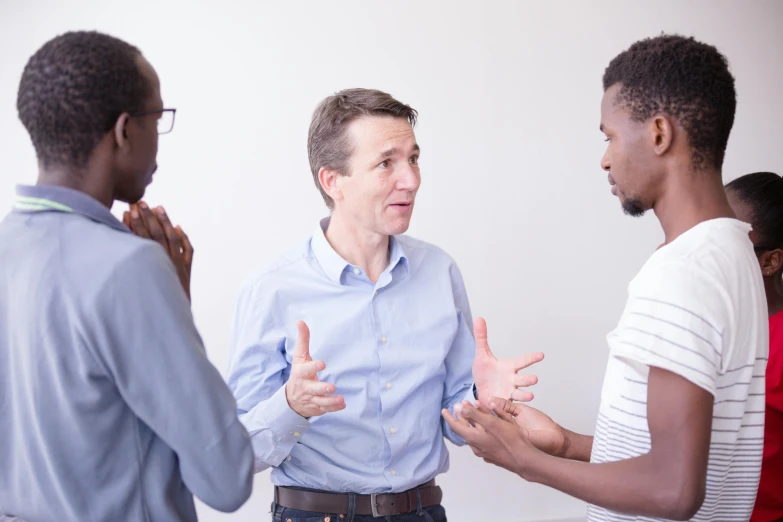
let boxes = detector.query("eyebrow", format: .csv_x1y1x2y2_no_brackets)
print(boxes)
377,144,421,160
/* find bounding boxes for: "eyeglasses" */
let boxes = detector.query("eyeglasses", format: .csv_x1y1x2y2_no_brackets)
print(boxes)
128,108,177,135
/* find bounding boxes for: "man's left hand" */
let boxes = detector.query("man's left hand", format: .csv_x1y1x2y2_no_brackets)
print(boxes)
472,317,543,406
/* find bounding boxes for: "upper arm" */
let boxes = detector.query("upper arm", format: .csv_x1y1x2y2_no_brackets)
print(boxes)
647,366,712,507
226,279,290,414
89,243,253,511
442,262,475,401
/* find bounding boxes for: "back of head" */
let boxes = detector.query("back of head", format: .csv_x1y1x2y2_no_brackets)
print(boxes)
726,172,783,248
17,31,150,169
307,88,418,209
603,34,736,171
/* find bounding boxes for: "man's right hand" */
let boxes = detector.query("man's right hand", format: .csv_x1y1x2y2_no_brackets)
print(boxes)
488,398,569,458
285,321,346,418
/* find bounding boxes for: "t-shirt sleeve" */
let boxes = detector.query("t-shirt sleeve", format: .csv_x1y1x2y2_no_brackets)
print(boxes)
608,260,729,396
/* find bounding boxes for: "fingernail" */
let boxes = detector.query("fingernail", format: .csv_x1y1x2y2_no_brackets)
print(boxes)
156,207,166,215
131,210,139,219
139,202,148,209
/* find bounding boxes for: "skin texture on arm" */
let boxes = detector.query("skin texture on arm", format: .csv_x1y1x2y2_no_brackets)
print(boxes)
444,366,713,521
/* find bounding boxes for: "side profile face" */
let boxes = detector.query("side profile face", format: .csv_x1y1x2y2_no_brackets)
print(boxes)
599,83,669,217
112,55,162,204
329,115,421,236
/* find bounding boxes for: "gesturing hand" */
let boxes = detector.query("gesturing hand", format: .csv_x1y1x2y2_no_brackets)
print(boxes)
285,321,346,418
472,318,544,407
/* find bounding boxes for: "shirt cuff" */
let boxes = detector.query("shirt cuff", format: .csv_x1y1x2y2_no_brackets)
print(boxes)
260,385,311,466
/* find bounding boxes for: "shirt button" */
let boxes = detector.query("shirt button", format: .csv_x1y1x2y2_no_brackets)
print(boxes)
287,456,292,462
391,469,397,476
353,268,361,275
386,382,392,389
293,432,301,437
390,427,397,434
380,336,387,343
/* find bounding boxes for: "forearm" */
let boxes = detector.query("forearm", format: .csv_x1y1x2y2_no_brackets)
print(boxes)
520,451,695,520
561,429,593,462
238,385,310,472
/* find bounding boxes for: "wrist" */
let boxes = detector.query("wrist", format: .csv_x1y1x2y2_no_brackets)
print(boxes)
514,445,549,483
557,425,571,458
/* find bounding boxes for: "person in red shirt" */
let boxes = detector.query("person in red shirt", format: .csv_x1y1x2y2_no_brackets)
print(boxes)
726,171,783,522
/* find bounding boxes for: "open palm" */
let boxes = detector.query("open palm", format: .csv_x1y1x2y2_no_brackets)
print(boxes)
471,318,544,407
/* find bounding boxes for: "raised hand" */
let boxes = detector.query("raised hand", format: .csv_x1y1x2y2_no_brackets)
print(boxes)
124,202,193,300
472,318,544,407
285,321,346,418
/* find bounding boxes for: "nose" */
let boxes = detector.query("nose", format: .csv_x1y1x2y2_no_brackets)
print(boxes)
600,149,611,172
397,163,421,191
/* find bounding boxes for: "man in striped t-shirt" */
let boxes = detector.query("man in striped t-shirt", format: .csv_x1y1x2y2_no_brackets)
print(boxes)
444,35,768,521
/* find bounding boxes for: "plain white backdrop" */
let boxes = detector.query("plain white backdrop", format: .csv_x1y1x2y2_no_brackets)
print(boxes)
1,1,782,521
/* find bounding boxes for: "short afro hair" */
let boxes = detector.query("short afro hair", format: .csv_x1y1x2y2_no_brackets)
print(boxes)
726,172,783,249
603,34,736,170
17,31,151,168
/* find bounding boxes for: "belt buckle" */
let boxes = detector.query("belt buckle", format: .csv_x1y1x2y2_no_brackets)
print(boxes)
371,493,382,518
370,493,401,517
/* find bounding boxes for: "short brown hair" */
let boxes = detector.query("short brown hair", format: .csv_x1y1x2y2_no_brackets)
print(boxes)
307,88,418,209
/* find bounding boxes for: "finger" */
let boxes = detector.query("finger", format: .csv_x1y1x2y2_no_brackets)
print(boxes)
511,389,535,403
292,359,325,380
301,380,335,396
311,395,345,408
510,352,545,372
292,321,312,364
318,400,347,413
176,226,193,268
473,317,493,359
154,207,182,261
122,211,131,229
139,202,168,251
488,397,522,418
129,207,151,239
442,408,476,440
514,374,539,388
459,401,497,430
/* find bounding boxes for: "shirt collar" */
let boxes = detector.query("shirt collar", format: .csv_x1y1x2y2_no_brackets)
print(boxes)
311,217,409,285
13,184,129,234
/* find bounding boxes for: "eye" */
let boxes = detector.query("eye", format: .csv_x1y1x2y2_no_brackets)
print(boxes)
378,160,390,168
409,155,419,165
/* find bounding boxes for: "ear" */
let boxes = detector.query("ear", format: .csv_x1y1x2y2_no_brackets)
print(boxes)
318,167,344,205
651,115,674,157
760,249,783,277
113,113,132,152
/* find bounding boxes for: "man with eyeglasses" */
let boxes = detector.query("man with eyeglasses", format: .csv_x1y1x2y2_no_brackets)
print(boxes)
0,31,253,522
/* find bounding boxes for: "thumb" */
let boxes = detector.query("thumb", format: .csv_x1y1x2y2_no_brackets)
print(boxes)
489,397,522,419
474,317,494,359
292,320,311,364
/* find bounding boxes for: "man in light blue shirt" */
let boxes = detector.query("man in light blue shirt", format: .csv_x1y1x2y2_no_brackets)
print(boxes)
0,31,253,521
226,88,544,521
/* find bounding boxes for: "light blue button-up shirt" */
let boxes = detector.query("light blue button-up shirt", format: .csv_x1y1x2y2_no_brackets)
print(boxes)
226,218,476,494
0,185,254,522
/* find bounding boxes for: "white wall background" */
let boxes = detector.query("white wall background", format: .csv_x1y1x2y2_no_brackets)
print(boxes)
1,1,782,521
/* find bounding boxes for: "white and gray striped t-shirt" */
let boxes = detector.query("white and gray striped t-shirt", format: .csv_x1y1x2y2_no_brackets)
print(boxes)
588,218,768,522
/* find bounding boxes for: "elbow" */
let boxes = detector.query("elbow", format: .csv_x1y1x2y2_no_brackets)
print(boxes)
657,476,706,521
202,463,254,512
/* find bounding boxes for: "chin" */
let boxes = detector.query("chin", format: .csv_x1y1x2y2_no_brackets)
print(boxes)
384,219,412,236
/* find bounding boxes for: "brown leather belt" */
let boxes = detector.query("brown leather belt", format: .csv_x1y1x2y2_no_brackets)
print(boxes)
275,480,442,517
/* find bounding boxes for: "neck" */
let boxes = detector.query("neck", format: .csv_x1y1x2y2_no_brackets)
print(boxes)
325,211,390,283
766,279,783,317
36,162,114,209
653,164,734,245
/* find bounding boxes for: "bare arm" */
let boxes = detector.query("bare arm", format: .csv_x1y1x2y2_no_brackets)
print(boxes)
447,367,712,520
